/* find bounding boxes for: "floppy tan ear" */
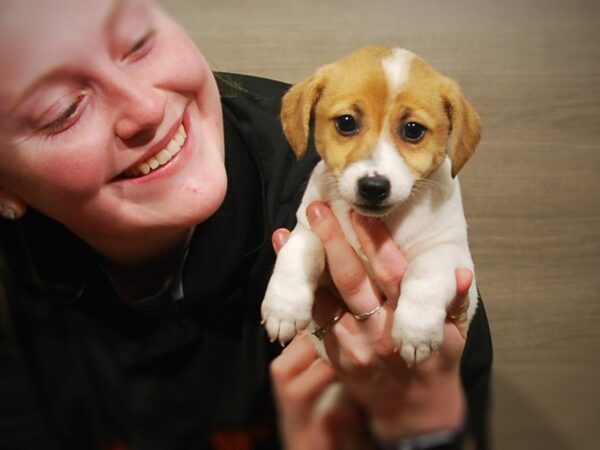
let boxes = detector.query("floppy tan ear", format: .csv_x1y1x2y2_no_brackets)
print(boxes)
280,69,328,159
443,79,482,177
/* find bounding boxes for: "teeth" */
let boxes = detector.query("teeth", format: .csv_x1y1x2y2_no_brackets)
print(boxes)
167,140,180,154
139,163,151,175
125,122,187,178
148,158,160,170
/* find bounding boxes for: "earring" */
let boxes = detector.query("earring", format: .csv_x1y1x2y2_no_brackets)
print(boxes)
0,203,26,220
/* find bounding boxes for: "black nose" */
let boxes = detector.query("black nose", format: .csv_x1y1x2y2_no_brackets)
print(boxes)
357,175,390,203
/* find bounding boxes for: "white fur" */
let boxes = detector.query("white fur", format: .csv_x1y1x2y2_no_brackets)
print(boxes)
338,135,415,208
261,157,478,364
382,48,415,93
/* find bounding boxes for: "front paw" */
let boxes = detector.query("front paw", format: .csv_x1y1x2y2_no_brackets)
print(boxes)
261,275,314,345
391,302,446,366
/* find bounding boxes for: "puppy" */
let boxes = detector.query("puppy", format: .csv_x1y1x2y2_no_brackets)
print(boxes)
261,47,481,366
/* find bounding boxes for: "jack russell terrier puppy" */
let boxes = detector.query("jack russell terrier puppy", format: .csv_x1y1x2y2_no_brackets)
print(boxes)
261,47,481,366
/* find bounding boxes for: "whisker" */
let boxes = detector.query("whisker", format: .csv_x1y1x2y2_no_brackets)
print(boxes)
414,177,450,194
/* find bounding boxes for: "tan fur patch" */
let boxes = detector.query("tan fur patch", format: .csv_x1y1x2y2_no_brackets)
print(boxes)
387,56,452,178
311,47,392,175
280,47,481,179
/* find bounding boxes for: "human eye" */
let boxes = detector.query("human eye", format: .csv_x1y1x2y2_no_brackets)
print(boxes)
123,29,156,62
39,92,88,135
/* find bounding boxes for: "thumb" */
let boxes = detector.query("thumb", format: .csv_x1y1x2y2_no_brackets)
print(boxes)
272,228,291,254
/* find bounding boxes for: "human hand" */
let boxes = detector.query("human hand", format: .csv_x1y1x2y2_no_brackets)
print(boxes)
304,201,472,443
270,333,374,450
270,230,373,450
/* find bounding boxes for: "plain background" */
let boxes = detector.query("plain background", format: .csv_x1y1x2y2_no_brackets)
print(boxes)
159,1,600,448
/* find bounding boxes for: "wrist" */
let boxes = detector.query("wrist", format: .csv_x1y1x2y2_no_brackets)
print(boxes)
371,428,463,450
366,376,465,444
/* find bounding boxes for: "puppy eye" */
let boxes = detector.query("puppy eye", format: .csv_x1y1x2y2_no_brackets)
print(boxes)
401,122,427,142
335,114,359,136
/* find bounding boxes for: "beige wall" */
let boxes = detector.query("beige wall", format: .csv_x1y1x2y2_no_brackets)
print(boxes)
160,1,600,448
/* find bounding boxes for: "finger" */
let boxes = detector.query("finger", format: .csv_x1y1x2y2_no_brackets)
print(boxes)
306,202,381,317
284,359,337,408
271,336,337,415
271,333,320,383
351,212,408,302
312,287,345,329
455,268,473,297
446,268,474,337
272,228,291,254
449,268,473,317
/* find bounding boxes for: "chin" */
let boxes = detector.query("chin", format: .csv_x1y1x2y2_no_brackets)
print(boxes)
179,164,228,225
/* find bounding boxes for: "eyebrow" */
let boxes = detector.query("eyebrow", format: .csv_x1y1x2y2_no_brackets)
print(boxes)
105,0,127,31
7,0,128,115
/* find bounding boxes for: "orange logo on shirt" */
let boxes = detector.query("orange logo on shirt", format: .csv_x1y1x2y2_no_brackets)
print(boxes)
209,424,271,450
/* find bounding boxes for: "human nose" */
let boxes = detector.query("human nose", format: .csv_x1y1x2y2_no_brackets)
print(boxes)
112,76,166,144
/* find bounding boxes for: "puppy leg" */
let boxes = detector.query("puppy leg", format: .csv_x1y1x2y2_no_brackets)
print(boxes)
261,224,325,345
391,244,474,365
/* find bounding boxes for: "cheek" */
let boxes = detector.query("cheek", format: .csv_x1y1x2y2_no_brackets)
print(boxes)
44,155,108,193
315,124,378,175
9,137,113,208
397,149,436,177
156,22,222,137
395,134,448,178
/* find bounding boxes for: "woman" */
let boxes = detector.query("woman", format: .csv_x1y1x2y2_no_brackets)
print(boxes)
0,0,492,449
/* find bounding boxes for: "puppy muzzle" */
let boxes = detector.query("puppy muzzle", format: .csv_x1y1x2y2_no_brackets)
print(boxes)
355,175,392,215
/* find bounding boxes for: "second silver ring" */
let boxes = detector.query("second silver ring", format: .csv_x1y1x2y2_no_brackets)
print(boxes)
352,304,383,321
312,310,345,340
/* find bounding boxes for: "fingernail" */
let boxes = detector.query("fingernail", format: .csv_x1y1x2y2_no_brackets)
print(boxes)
307,202,327,223
272,232,287,250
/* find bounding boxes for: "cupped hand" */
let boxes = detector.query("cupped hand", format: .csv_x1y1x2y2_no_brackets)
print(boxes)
270,332,375,450
302,201,472,443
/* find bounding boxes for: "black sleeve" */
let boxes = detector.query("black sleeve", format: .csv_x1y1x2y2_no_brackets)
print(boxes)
0,277,60,450
460,295,494,450
216,72,321,231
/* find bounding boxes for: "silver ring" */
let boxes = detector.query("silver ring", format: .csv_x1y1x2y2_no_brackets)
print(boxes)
352,304,382,321
312,310,344,341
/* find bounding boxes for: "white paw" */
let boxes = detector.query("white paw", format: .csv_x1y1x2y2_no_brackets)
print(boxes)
260,274,314,345
391,302,446,366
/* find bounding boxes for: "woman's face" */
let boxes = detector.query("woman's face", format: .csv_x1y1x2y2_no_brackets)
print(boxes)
0,0,227,247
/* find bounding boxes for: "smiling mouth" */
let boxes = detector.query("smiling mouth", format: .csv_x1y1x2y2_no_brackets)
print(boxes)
120,123,187,179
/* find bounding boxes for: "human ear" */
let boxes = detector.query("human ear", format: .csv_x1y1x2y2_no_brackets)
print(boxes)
0,188,27,220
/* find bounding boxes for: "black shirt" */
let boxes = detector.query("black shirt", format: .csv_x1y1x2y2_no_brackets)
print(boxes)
0,74,492,450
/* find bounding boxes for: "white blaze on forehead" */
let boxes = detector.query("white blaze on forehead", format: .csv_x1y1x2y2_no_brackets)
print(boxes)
382,48,415,93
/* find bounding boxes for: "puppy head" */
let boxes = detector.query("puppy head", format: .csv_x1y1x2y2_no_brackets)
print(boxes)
281,47,481,216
